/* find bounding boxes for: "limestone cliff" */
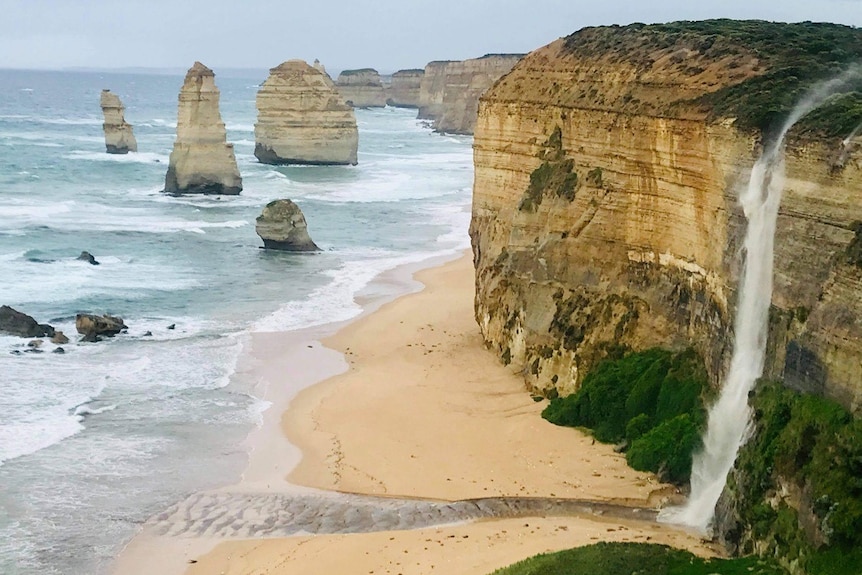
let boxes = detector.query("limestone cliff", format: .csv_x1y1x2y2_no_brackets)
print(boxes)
164,62,242,195
470,22,862,414
100,90,137,154
255,60,358,165
386,69,424,108
418,54,523,135
336,68,387,108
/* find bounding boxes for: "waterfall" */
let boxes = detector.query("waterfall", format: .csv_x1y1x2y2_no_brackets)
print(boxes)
660,68,862,532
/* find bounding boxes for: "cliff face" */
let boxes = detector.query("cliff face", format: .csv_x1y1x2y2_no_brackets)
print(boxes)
164,62,242,195
336,68,387,108
470,25,862,414
418,54,523,135
100,90,137,154
386,69,424,108
255,60,358,166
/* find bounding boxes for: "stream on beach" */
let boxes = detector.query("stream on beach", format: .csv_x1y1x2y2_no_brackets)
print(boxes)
0,68,473,575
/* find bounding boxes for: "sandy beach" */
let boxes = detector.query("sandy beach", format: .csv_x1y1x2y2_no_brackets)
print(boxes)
115,253,713,575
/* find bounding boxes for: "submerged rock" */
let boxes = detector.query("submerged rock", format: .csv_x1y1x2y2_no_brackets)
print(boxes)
164,62,243,195
76,313,127,341
100,89,137,154
51,331,70,344
0,305,54,338
255,199,319,252
77,251,100,265
254,60,358,166
336,68,387,108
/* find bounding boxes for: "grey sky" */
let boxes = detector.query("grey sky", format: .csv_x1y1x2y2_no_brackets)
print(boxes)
0,0,859,72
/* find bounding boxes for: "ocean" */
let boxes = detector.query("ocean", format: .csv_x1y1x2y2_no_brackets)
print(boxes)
0,68,473,574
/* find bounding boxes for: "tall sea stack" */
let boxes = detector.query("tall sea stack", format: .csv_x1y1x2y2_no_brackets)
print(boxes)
100,90,137,154
164,62,242,195
386,69,424,108
254,60,358,166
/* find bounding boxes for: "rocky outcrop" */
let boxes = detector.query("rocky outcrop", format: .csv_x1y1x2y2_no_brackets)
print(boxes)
386,69,424,108
164,62,242,195
76,313,127,341
418,54,522,135
100,90,137,154
470,22,862,414
336,68,387,108
77,251,99,265
255,199,319,252
0,306,54,338
254,60,358,166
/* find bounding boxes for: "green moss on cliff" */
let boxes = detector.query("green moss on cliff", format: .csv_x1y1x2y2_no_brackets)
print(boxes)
489,542,786,575
562,20,862,137
541,348,708,483
518,127,579,212
729,383,862,573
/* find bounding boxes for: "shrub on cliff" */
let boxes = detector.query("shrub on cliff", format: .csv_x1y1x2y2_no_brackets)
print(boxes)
489,542,786,575
729,383,862,574
541,347,707,483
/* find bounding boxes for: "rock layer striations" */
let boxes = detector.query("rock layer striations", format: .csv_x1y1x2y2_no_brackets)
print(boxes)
470,22,862,411
418,54,522,135
100,90,137,154
336,68,387,108
255,60,358,166
386,69,424,108
164,62,242,195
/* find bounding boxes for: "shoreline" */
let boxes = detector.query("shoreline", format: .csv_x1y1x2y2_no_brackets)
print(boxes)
114,251,711,575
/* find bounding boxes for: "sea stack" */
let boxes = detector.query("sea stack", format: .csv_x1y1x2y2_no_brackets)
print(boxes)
254,60,358,166
386,69,424,108
255,199,319,252
100,90,137,154
164,62,242,195
336,68,387,108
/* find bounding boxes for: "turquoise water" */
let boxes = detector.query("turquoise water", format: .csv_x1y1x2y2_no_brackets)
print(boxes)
0,69,473,574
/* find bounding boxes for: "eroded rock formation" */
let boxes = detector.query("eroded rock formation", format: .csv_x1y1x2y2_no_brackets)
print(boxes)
255,60,358,165
418,54,522,134
164,62,242,195
386,69,424,108
336,68,387,108
255,199,319,252
470,23,862,413
100,90,137,154
76,313,127,342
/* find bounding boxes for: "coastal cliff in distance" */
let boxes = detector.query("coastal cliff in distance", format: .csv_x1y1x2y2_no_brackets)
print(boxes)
386,69,424,108
164,62,242,195
418,54,522,134
336,68,387,108
100,90,137,154
255,60,358,165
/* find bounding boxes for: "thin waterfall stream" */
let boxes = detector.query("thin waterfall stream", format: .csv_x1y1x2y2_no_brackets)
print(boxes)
660,68,862,532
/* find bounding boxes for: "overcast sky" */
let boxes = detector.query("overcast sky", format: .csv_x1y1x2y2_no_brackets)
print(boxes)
0,0,859,73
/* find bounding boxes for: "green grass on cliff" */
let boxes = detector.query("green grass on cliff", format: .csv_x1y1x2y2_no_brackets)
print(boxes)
488,542,787,575
729,383,862,574
563,20,862,138
541,348,708,483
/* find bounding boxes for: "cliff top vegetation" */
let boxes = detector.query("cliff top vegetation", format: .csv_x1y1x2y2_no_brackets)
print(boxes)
557,20,862,138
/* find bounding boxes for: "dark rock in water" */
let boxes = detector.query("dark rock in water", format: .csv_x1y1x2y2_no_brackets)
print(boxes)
0,305,55,338
51,331,70,344
23,347,43,354
167,324,176,330
77,251,100,265
255,199,320,252
27,339,43,348
143,331,153,337
76,313,127,341
10,349,21,355
53,347,65,354
80,332,101,343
